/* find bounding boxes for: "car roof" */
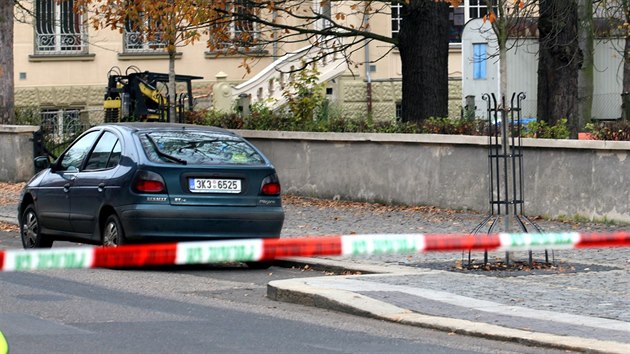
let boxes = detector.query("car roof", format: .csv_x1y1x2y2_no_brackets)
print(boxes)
98,123,237,136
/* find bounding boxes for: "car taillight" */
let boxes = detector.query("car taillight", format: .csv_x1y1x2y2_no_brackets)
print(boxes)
134,170,166,193
261,174,281,196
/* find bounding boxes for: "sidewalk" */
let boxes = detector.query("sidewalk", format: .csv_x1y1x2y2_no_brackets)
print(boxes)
1,193,629,353
270,257,630,354
0,204,16,225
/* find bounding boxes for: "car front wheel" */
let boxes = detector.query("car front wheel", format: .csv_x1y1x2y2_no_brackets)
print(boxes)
102,214,125,247
21,205,53,248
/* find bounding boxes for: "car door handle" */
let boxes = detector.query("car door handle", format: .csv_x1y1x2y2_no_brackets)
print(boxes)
98,183,105,192
63,183,71,193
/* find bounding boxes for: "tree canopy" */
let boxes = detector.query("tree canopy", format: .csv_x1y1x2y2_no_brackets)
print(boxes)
73,0,461,123
4,1,625,133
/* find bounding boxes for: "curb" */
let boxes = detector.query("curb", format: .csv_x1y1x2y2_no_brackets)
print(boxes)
273,256,431,275
0,216,16,226
268,257,630,354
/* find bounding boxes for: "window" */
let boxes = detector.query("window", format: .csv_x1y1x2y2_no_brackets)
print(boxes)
468,0,498,19
124,13,167,53
60,131,100,172
473,43,487,80
450,1,498,44
314,0,332,31
391,2,402,38
234,0,256,44
34,0,88,54
209,0,259,50
392,1,499,44
85,132,121,171
449,5,465,43
139,131,265,166
40,108,82,138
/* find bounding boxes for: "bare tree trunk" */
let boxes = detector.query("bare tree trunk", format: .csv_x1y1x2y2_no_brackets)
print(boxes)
537,0,583,138
168,49,177,123
167,0,177,123
398,0,450,124
0,1,15,125
494,0,509,100
623,33,630,119
623,1,630,119
498,42,508,100
577,0,593,127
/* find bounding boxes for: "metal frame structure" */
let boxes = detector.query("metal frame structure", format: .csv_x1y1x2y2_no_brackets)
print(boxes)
468,92,550,266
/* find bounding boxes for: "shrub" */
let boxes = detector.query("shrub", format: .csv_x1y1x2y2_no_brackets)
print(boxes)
522,118,570,139
419,117,487,136
282,62,326,126
190,109,244,129
15,106,43,125
586,120,630,141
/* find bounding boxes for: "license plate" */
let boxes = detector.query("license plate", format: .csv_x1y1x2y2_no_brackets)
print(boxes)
189,178,241,193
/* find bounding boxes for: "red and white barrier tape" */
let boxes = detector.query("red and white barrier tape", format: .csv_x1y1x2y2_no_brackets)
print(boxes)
1,231,629,272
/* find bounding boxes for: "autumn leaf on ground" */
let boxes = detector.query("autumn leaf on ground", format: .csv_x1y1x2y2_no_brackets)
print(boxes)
455,259,463,270
0,222,19,232
0,182,25,205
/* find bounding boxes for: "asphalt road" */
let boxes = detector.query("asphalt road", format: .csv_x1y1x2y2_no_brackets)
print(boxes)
0,229,568,354
1,193,626,353
0,260,566,352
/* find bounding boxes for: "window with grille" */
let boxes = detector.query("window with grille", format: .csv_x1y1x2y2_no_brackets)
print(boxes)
124,12,167,53
34,0,88,54
40,108,82,137
209,0,259,50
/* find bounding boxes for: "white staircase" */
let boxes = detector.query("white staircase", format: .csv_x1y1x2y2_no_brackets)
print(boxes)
230,42,348,110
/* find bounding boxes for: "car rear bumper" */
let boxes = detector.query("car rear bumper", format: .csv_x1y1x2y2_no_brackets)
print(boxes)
118,204,284,241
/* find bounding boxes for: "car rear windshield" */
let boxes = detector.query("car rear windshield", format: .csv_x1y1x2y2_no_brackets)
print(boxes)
138,131,266,165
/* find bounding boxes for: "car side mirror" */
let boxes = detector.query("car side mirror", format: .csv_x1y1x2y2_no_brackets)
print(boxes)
34,156,51,172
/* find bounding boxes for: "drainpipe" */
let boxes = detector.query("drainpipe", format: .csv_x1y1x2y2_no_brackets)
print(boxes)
364,9,372,115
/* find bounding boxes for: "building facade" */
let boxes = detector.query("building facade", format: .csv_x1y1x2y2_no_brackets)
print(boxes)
14,1,499,124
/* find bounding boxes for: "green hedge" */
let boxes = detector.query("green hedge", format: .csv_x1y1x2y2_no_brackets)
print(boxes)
185,107,573,139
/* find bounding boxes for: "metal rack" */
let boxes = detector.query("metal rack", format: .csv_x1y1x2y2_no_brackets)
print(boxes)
467,92,551,266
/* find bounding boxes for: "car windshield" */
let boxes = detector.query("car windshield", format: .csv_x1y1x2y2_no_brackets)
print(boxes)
138,131,266,165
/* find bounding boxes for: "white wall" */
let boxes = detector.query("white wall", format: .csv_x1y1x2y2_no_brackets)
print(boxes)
462,18,625,120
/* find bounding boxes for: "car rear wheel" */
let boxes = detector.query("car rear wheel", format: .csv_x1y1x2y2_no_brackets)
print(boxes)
20,205,53,248
102,214,125,247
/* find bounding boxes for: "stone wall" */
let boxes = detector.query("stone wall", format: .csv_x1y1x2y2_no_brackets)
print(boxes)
15,77,462,123
337,77,463,120
239,130,630,223
15,82,215,124
0,125,39,182
4,125,630,222
15,85,106,124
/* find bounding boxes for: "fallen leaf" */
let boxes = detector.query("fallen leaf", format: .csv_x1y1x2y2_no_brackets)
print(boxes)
0,222,19,232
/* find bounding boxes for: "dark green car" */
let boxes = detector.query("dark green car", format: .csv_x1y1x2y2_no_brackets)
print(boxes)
18,123,284,248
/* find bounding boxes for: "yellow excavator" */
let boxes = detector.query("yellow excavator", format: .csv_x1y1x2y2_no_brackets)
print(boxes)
103,66,203,122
